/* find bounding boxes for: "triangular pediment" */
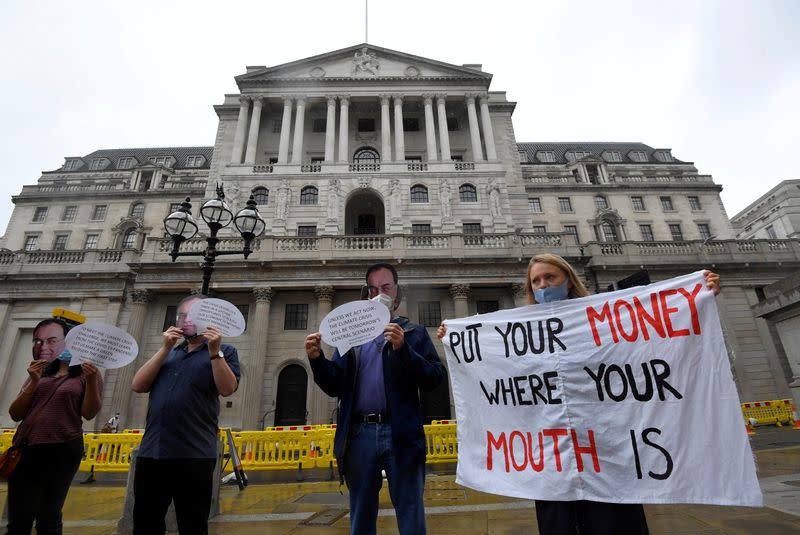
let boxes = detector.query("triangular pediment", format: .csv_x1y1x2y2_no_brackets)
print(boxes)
236,43,492,84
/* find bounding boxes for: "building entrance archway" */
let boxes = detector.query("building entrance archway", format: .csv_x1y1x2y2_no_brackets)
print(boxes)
274,364,308,426
345,190,385,235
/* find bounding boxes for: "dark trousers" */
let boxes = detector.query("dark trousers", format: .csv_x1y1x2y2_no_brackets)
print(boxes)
6,437,84,535
535,500,649,535
132,457,216,535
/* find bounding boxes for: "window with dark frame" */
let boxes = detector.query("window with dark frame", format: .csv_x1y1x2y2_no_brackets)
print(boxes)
600,222,618,242
477,300,499,314
300,186,319,205
697,223,711,241
122,228,138,249
669,224,683,241
558,197,573,212
297,225,317,236
594,196,608,209
639,224,654,242
84,234,99,249
253,187,269,205
532,225,546,234
660,196,674,211
272,119,282,134
528,197,542,213
284,304,308,330
53,234,69,250
766,225,777,239
410,184,429,203
91,205,107,221
418,301,442,327
564,225,580,244
688,196,702,211
459,184,477,202
24,235,39,251
631,196,645,211
33,207,48,222
62,206,77,222
130,202,145,218
412,223,431,235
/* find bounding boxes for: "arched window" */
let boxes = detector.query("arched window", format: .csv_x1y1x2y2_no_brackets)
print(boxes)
130,202,145,218
600,221,618,242
459,183,477,202
594,195,608,210
252,186,269,206
410,184,428,203
353,147,380,163
300,186,319,205
122,228,138,249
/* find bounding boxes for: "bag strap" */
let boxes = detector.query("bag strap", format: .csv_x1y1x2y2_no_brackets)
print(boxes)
13,375,71,447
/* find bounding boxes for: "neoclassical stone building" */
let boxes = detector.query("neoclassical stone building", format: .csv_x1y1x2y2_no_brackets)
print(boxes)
1,44,798,431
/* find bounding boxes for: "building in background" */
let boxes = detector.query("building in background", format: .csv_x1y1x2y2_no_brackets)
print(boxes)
1,44,798,431
731,179,800,240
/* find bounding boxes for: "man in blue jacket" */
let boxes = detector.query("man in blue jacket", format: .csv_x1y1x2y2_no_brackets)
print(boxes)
304,263,444,535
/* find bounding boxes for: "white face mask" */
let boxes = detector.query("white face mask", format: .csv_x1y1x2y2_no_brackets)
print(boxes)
370,293,393,311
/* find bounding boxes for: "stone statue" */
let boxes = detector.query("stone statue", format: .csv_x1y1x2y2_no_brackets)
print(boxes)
389,179,401,220
276,179,290,220
225,181,241,210
353,47,379,76
440,179,452,220
327,178,340,221
489,185,502,219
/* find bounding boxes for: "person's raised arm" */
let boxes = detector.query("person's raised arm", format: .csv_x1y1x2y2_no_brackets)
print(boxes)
131,326,182,393
204,326,238,397
704,270,721,296
80,363,103,419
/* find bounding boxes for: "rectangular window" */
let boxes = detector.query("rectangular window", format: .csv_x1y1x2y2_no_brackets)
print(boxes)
477,300,499,314
272,119,282,133
53,234,69,250
358,118,375,132
688,196,702,211
32,207,48,222
594,196,608,209
564,225,580,244
118,157,134,169
268,157,279,164
528,197,542,213
312,118,326,133
91,205,108,221
150,156,168,166
630,150,648,162
697,223,712,240
446,117,459,131
538,151,556,163
297,225,317,236
463,223,482,235
451,155,463,161
639,224,654,242
402,118,420,131
89,158,104,170
186,155,204,167
766,225,777,239
669,224,683,241
418,301,442,328
532,225,547,234
61,205,77,222
463,222,483,245
163,305,178,332
631,196,645,211
24,235,39,251
660,196,674,211
605,151,622,162
168,202,182,214
558,197,573,213
63,160,80,171
284,304,308,330
412,223,431,234
84,234,99,249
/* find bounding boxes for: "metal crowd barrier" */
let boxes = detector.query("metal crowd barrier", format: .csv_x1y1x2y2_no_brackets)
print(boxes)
741,398,798,428
0,421,461,475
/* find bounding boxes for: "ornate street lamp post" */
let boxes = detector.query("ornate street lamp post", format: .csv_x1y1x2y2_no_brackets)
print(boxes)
164,184,266,295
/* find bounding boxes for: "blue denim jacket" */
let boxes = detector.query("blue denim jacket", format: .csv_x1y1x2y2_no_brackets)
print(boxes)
309,316,444,478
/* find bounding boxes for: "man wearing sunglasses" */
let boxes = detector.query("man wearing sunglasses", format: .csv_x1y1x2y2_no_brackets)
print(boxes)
304,263,444,535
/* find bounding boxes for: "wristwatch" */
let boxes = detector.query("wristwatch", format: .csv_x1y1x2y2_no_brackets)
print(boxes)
210,350,224,361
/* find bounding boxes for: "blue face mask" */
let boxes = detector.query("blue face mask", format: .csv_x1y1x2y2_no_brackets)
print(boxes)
57,349,73,363
534,281,570,303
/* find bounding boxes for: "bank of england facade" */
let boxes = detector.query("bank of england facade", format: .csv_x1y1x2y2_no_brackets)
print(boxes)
1,44,797,431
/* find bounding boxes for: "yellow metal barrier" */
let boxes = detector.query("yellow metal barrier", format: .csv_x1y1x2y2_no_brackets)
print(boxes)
741,399,795,427
80,433,142,472
425,423,458,464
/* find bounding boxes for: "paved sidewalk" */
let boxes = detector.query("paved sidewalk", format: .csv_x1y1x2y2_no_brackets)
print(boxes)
0,427,798,534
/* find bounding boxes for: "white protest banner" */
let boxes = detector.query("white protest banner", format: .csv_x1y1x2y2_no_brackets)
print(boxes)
189,298,246,337
320,300,390,356
443,271,762,506
65,322,138,369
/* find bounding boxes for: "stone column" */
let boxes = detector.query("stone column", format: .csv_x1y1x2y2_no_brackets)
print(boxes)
244,96,264,164
450,284,471,319
324,96,337,162
393,95,405,161
338,96,350,162
95,296,126,430
242,287,274,429
423,95,438,161
117,289,152,429
278,96,293,164
478,93,497,160
312,285,335,423
0,299,15,389
466,93,484,161
291,97,306,164
230,96,250,164
436,94,451,160
511,283,528,308
380,95,392,162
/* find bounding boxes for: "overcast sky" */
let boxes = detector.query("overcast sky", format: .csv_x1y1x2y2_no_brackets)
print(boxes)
0,0,797,235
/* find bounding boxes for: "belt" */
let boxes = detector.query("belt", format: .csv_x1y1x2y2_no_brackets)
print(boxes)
354,412,390,424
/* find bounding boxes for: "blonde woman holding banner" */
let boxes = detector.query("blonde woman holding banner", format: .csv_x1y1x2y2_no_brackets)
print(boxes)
438,253,720,535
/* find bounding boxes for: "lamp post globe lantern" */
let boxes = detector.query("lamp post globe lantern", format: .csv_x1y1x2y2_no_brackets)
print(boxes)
164,198,198,260
233,195,266,258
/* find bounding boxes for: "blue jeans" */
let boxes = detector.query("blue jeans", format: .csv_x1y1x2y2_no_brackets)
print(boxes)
344,422,426,535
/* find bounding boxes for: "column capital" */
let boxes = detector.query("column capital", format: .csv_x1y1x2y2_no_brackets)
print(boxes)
314,285,335,302
295,96,307,106
449,284,471,299
435,93,448,101
392,94,404,104
130,289,152,304
379,94,391,105
465,92,479,102
478,91,490,101
422,94,435,105
326,95,338,106
253,287,275,303
251,95,264,106
338,95,351,106
238,95,251,106
511,283,527,299
281,95,294,105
